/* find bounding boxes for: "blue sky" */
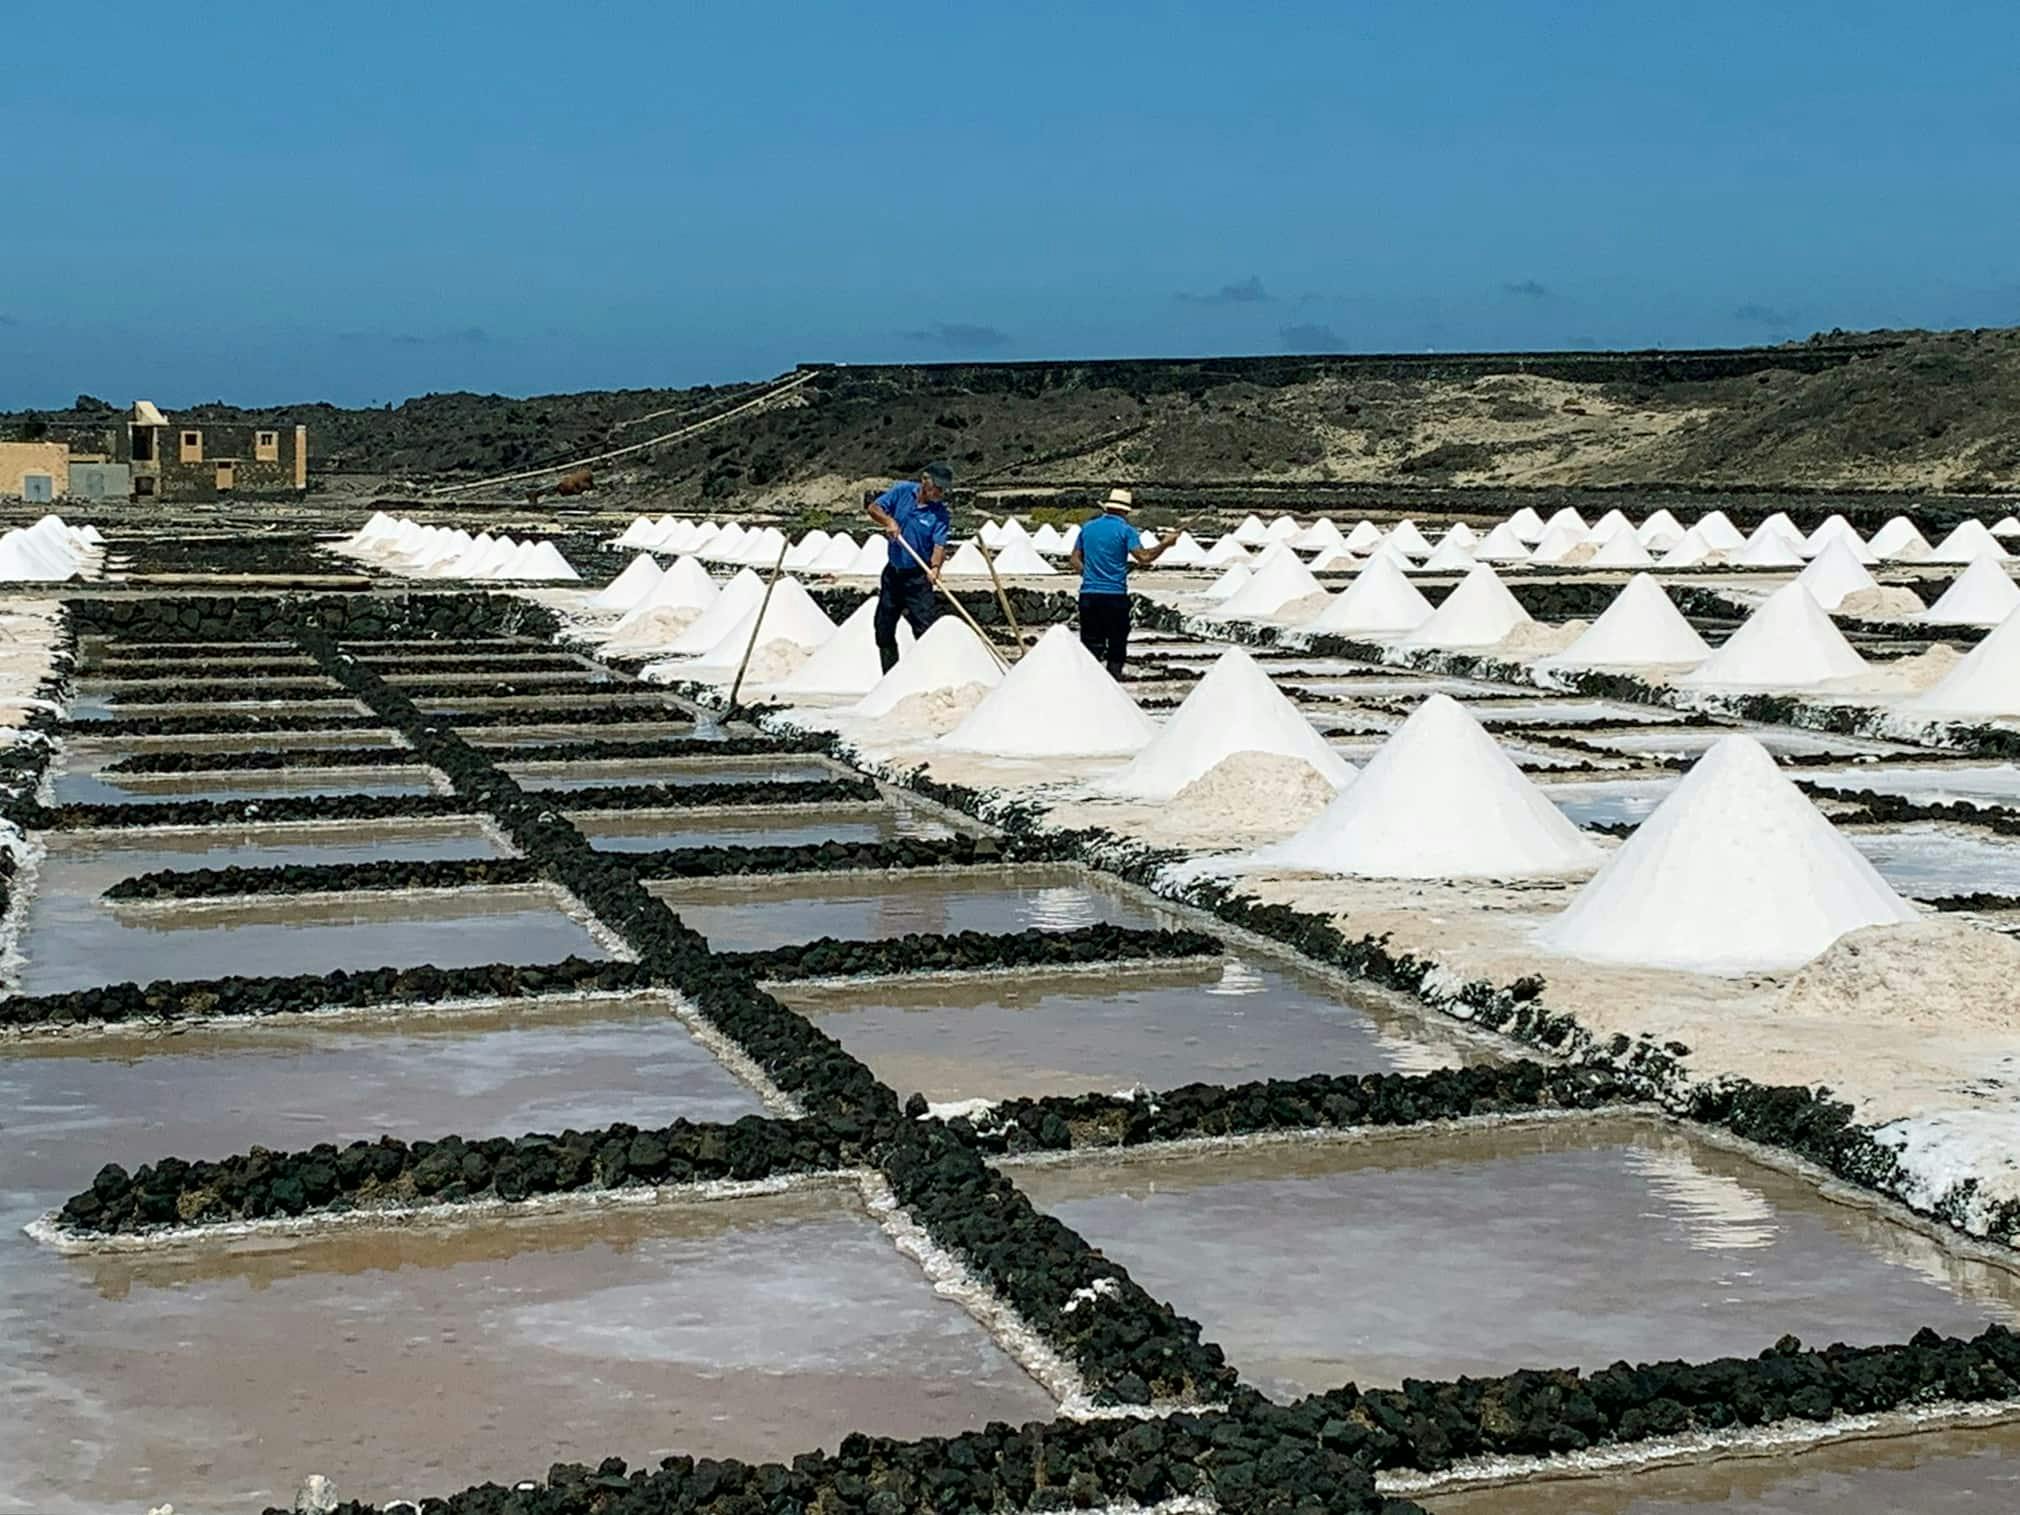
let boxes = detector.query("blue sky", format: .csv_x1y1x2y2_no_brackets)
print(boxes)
4,1,2015,408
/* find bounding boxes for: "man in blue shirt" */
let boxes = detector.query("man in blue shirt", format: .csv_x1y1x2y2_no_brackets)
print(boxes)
865,461,954,672
1068,487,1175,677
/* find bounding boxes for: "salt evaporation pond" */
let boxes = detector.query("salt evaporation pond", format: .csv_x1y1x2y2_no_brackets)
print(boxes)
1291,676,1544,701
63,693,370,723
574,801,959,852
1457,698,1690,726
1593,728,1915,761
504,757,845,792
1845,823,2020,897
1425,1416,2020,1514
1015,1116,2020,1399
52,761,435,807
0,1189,1054,1514
16,835,603,995
1541,777,1681,827
781,955,1493,1104
1808,763,2020,809
650,866,1181,953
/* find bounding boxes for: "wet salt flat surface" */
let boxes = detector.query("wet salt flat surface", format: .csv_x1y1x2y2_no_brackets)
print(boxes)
1845,823,2020,897
0,1188,1055,1515
52,762,435,807
1426,1417,2020,1513
575,802,959,853
1290,676,1543,700
651,867,1181,953
1807,764,2020,809
1015,1117,2020,1399
505,757,844,791
1542,777,1681,827
16,836,600,996
1593,728,1912,760
1460,699,1690,727
64,693,370,722
461,720,703,744
781,956,1492,1104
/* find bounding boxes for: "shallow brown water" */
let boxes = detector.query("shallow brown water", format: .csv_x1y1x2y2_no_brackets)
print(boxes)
781,955,1492,1104
650,867,1184,953
1014,1117,2020,1399
1425,1417,2020,1513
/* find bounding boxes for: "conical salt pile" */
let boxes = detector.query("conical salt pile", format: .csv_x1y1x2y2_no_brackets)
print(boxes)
1929,520,2011,565
1443,522,1480,549
811,533,863,573
1794,538,1879,611
734,527,791,567
1589,508,1634,543
1204,536,1252,566
1293,518,1346,552
852,616,1005,718
642,555,720,613
1219,548,1322,617
588,553,664,612
604,558,718,647
1536,735,1918,974
1906,606,2020,717
989,537,1058,574
979,519,1006,548
1265,514,1302,541
1232,514,1271,545
1588,530,1654,568
1307,554,1434,634
1473,522,1532,563
1344,520,1386,552
1694,510,1745,550
1919,557,2020,627
1507,506,1547,543
678,577,838,674
658,567,768,655
1308,547,1360,573
1538,574,1710,669
1384,520,1433,557
774,597,915,697
1100,648,1355,799
699,523,748,562
1031,523,1065,554
1402,563,1533,649
1417,535,1478,572
1803,515,1877,563
1658,526,1722,568
940,624,1154,757
782,530,832,570
1636,509,1685,546
1250,541,1301,572
1757,511,1802,543
1733,528,1805,568
1678,582,1868,688
1252,694,1600,879
614,515,656,547
502,540,580,580
846,535,891,575
940,541,994,577
1869,516,1932,561
1542,507,1590,540
997,518,1031,544
1994,516,2020,538
1156,531,1210,568
1527,520,1589,564
1203,563,1254,601
1060,524,1080,554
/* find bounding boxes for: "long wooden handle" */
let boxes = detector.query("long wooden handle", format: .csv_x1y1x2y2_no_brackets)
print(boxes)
892,532,1012,672
726,540,791,711
973,536,1028,657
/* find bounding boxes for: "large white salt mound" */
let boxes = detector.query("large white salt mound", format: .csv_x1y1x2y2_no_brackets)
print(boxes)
1204,536,1252,566
1218,550,1322,617
698,522,748,562
846,535,892,575
1994,516,2020,538
773,597,914,697
1904,605,2020,718
1658,526,1723,568
1307,547,1360,573
1264,514,1302,542
1919,557,2020,627
1155,531,1211,568
1506,506,1547,544
1588,530,1654,568
0,531,75,581
1384,520,1433,557
810,533,862,573
1100,647,1355,799
1344,520,1386,552
1418,534,1477,572
1794,538,1879,611
1443,522,1480,550
1202,563,1254,602
1527,520,1588,565
1472,523,1532,563
1030,523,1065,554
630,555,720,616
1733,528,1805,568
1775,921,2020,1029
1293,518,1346,553
782,530,831,570
1536,735,1918,974
990,537,1058,575
1677,582,1868,689
1929,520,2012,565
978,519,1006,548
1400,562,1532,649
1252,694,1601,879
1231,514,1271,545
506,540,580,580
1542,507,1590,540
1636,509,1685,546
1803,514,1877,563
1693,510,1746,550
1869,516,1933,562
1307,555,1435,635
939,624,1154,757
1537,574,1710,669
852,615,1006,718
677,577,838,675
659,567,768,655
939,541,993,577
1588,508,1634,544
587,553,664,612
1756,510,1802,543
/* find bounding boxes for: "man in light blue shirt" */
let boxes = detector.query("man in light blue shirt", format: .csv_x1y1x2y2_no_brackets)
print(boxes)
865,462,954,672
1068,487,1174,677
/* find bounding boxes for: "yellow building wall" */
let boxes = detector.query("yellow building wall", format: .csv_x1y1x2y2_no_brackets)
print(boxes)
0,442,70,498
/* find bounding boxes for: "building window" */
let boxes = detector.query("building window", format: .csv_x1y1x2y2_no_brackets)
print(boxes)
135,475,156,497
216,461,235,491
255,430,279,462
179,430,203,463
131,428,155,462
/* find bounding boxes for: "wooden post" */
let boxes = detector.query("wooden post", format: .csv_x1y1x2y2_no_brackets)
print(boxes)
974,535,1027,658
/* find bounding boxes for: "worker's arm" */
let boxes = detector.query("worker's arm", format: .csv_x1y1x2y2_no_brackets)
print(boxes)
1129,536,1174,565
1068,545,1084,573
867,495,901,537
926,514,950,580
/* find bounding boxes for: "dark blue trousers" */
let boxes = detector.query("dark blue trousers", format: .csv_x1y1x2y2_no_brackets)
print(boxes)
875,565,941,672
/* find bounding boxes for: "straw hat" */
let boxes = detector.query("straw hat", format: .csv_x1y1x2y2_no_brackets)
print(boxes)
1101,488,1135,513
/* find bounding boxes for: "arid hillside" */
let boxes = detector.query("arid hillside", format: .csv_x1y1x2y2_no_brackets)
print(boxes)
12,327,2018,504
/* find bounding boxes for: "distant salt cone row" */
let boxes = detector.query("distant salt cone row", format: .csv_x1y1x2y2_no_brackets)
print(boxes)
337,514,579,580
0,514,106,582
